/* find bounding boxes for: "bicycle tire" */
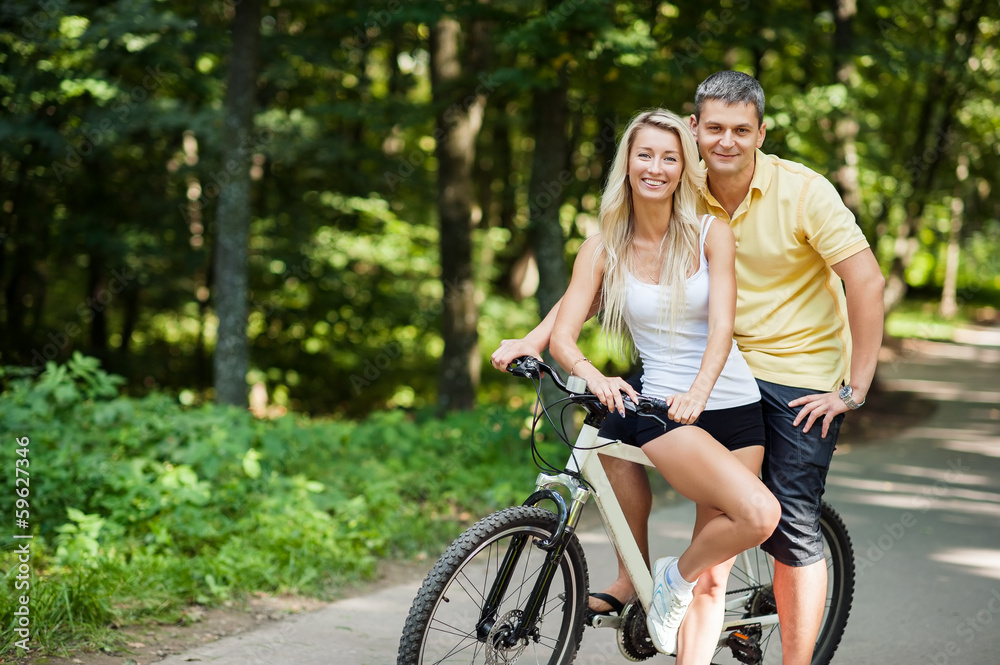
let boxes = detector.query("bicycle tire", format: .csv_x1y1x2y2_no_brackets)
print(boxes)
811,500,854,665
715,500,855,665
397,505,589,665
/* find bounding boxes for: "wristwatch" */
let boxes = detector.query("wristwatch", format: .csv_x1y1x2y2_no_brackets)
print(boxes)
839,385,865,410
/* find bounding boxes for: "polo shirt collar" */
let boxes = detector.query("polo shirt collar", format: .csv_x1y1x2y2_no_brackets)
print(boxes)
748,148,773,195
700,149,773,220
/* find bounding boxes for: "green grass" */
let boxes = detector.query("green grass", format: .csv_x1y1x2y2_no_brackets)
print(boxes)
884,298,998,342
0,354,561,658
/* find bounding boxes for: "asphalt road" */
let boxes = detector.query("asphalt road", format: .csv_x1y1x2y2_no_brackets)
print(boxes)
156,340,1000,665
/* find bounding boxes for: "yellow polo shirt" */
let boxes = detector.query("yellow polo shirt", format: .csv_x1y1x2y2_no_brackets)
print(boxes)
698,150,869,392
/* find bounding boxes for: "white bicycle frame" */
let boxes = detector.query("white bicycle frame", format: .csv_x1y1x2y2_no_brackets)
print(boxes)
533,418,779,646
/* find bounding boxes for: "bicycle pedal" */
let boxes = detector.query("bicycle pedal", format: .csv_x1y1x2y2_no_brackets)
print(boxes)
726,626,763,665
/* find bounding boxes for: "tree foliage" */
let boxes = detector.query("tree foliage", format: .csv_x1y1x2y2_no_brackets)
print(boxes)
1,0,998,415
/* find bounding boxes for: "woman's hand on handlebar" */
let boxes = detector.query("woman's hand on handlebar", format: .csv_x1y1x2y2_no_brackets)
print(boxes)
665,390,707,424
491,338,543,371
584,372,640,418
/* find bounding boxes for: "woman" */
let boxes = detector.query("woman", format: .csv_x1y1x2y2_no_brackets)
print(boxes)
549,109,780,661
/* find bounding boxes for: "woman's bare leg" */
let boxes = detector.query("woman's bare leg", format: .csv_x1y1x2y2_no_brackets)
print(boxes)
675,445,765,664
642,426,778,584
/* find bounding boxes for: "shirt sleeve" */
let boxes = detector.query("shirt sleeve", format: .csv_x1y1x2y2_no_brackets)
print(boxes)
801,175,869,266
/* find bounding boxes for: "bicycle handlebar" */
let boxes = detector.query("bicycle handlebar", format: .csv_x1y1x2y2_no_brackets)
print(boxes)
506,355,672,418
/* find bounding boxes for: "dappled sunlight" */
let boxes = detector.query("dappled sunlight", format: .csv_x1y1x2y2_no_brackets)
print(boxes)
830,489,1000,520
894,342,1000,363
827,474,1000,519
904,427,996,439
827,476,1000,504
930,548,1000,582
940,438,1000,459
879,379,1000,403
882,463,995,487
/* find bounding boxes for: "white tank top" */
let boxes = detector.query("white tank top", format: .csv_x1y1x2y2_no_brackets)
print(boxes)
625,216,760,409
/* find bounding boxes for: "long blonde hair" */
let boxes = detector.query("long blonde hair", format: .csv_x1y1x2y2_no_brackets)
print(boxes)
597,109,706,361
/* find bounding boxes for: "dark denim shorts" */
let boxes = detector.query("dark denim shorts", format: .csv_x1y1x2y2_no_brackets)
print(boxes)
756,378,844,567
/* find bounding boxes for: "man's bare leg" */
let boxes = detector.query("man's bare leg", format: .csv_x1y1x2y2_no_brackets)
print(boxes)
588,455,652,612
773,559,826,665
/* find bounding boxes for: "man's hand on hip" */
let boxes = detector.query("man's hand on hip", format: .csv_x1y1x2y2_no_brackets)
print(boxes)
788,391,852,438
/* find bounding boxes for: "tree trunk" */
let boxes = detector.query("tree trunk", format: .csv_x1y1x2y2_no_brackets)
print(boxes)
939,196,963,319
87,256,108,362
939,156,969,318
430,17,486,412
475,115,496,284
883,0,980,313
2,149,38,365
212,0,260,407
526,66,570,404
527,68,570,327
831,0,862,224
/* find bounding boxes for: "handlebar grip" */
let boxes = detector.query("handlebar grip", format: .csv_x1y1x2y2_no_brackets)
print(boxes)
638,395,671,415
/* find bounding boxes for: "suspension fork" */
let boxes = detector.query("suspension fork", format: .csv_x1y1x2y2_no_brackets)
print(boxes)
477,477,590,643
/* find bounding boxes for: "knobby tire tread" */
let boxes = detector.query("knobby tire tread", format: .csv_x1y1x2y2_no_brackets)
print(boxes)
397,505,589,665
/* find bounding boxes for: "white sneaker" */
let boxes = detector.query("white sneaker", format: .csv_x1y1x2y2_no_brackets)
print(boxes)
646,556,693,655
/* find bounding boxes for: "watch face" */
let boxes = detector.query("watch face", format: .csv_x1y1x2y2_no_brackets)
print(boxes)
839,386,859,409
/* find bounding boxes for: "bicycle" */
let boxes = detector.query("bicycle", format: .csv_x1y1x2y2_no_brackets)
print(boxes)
397,356,854,665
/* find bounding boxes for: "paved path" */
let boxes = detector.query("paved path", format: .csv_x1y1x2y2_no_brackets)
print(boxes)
157,341,1000,665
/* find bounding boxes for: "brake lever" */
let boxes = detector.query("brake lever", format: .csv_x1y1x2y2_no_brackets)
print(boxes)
507,356,542,379
632,395,671,430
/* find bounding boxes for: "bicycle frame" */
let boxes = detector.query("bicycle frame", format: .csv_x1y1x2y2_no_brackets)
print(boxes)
403,357,850,665
514,418,778,645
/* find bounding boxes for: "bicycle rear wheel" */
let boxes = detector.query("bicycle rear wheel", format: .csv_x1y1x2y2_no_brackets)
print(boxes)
714,500,855,665
397,505,588,665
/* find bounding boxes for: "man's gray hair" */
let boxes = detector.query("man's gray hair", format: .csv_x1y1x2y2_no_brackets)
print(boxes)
694,71,765,126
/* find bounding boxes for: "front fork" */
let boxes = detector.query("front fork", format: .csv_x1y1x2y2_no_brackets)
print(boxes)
476,473,591,644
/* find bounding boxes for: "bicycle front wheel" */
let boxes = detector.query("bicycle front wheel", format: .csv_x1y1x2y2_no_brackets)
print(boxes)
715,500,855,665
397,505,588,665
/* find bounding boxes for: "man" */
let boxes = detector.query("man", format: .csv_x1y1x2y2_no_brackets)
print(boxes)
491,70,884,664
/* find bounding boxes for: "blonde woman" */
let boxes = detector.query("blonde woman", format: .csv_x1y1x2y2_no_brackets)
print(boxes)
548,109,780,660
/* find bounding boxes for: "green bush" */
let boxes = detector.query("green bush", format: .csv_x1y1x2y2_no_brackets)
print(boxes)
0,354,558,656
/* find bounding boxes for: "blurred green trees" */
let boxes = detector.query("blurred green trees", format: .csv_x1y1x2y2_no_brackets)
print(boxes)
1,0,998,415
